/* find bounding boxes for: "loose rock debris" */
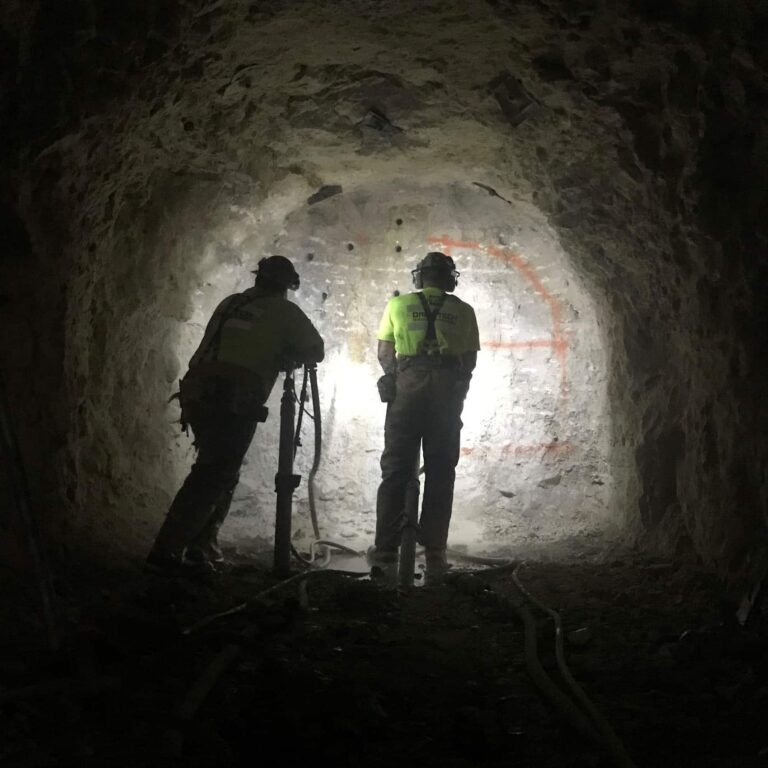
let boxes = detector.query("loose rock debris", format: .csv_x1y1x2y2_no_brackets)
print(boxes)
1,556,767,767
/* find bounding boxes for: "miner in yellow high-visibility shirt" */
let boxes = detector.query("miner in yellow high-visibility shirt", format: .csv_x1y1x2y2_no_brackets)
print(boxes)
148,256,324,570
371,251,480,584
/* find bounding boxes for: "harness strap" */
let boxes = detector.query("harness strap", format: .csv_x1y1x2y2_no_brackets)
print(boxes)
416,291,447,354
199,292,260,364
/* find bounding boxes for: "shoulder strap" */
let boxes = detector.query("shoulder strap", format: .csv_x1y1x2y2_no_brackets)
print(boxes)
198,292,260,364
416,291,447,347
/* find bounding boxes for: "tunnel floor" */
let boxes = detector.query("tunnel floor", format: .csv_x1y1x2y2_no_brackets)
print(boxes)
2,554,766,768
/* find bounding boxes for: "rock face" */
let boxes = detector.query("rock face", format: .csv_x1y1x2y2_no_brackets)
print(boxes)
212,181,612,554
1,0,766,585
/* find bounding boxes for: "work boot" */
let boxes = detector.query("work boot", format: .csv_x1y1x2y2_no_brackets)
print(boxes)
367,545,398,587
146,548,185,571
186,540,226,566
146,547,215,574
424,547,449,587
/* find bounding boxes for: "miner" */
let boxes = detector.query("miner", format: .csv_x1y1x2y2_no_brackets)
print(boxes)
148,255,324,569
371,251,480,584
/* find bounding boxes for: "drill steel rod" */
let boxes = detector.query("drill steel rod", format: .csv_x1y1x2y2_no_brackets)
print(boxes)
273,370,299,576
397,453,421,589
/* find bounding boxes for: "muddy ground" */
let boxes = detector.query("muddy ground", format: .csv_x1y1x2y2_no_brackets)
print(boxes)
2,550,767,768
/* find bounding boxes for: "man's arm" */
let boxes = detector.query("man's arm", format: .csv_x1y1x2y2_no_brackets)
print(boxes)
458,303,480,389
460,350,477,375
376,301,398,402
294,332,324,365
286,305,325,365
377,340,396,374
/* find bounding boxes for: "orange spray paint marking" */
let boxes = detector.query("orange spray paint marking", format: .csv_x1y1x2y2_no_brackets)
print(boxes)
503,441,573,456
483,339,569,352
428,235,569,399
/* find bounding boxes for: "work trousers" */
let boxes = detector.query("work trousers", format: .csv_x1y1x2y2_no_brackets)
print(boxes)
150,401,258,557
375,366,467,552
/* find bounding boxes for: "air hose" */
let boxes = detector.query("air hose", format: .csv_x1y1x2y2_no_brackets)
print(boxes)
177,567,367,719
182,565,366,636
511,563,637,767
289,364,358,570
307,364,322,541
451,562,637,768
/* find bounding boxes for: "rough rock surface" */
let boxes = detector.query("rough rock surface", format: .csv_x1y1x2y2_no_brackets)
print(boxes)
1,0,767,587
213,181,612,554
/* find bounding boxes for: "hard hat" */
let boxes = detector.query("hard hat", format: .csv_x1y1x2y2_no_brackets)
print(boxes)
252,255,300,290
411,251,459,290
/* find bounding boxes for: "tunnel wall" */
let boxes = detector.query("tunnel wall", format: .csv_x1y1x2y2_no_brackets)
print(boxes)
191,181,614,555
1,0,766,586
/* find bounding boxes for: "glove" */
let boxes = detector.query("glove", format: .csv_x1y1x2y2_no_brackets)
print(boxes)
277,358,298,372
377,373,397,403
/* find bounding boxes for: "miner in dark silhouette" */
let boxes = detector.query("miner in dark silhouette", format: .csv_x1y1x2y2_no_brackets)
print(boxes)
148,256,324,569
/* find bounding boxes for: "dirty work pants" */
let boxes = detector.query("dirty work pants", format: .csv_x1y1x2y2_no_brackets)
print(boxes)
375,366,466,552
150,402,258,557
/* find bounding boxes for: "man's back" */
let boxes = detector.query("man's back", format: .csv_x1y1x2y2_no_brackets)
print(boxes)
190,286,323,401
378,286,479,359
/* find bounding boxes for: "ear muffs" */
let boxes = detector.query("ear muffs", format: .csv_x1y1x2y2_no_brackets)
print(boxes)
411,266,458,291
412,251,459,291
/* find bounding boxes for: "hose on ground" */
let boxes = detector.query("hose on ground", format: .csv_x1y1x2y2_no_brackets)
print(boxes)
183,566,366,636
182,570,308,635
450,571,635,767
447,548,517,567
177,566,366,719
511,563,637,768
501,586,607,743
446,557,637,767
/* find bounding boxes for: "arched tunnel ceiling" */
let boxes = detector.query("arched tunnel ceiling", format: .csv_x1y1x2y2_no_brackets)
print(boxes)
1,0,767,585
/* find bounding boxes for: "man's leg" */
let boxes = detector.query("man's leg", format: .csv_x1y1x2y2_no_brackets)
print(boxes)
187,480,237,563
148,406,257,563
419,372,464,551
375,370,425,553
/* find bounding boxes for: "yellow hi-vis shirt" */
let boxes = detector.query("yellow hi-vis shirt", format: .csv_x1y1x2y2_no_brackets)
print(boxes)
189,287,324,401
377,287,480,357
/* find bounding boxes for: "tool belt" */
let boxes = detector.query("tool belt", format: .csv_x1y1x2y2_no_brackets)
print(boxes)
397,354,461,370
178,365,269,423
